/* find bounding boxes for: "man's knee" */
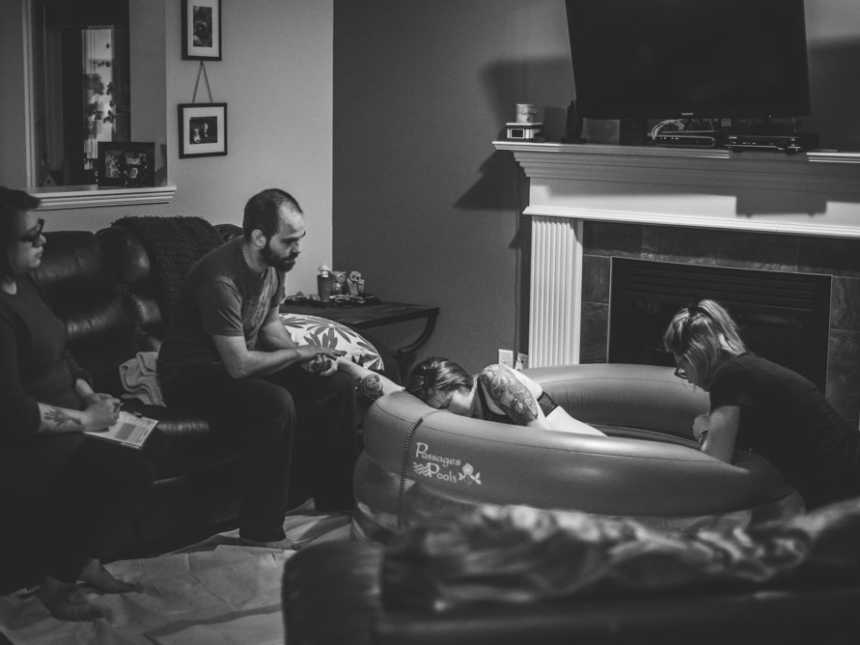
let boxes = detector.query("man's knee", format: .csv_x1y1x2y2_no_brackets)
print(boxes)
234,380,299,450
244,379,297,423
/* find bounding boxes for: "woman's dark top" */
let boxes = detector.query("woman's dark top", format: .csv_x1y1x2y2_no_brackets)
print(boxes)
710,353,860,508
0,276,91,488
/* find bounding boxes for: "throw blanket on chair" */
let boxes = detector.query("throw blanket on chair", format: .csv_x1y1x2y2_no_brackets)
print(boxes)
382,498,860,612
119,350,165,406
112,216,225,326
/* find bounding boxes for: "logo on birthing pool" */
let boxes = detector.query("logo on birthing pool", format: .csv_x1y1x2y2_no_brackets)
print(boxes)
458,462,481,484
412,441,482,486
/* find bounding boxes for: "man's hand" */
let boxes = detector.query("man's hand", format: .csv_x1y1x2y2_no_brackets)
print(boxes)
300,347,345,376
296,345,346,363
296,346,344,363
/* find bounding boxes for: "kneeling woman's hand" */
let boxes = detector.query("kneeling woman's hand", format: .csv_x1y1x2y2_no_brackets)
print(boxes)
692,413,710,445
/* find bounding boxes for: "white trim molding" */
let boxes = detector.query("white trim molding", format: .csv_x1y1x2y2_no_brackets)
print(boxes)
529,216,582,368
33,184,177,210
494,141,860,367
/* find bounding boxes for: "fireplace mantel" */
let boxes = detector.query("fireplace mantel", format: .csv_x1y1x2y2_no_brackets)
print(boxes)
494,141,860,238
493,141,860,367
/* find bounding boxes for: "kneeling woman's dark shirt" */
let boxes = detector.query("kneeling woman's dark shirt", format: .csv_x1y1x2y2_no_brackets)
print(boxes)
710,353,860,508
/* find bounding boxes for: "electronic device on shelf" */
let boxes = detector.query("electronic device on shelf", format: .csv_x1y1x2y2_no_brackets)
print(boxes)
724,132,819,154
505,122,544,141
652,130,719,148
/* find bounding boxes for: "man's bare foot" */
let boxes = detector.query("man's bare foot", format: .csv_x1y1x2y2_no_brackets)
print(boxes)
79,558,140,593
37,577,104,622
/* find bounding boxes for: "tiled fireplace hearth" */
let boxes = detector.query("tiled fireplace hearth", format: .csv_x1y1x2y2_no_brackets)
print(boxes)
494,141,860,425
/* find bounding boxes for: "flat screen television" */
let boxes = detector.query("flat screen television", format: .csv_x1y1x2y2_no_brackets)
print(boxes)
565,0,811,119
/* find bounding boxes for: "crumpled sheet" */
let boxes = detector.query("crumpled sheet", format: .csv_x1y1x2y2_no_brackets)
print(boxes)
382,497,860,612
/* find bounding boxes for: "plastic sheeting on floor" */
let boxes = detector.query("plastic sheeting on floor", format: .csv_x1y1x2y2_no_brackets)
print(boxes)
0,509,351,645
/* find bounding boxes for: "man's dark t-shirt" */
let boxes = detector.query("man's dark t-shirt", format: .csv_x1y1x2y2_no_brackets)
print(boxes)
709,353,860,508
158,237,283,379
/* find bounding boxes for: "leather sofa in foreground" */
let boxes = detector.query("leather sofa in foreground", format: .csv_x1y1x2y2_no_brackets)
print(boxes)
353,363,800,538
283,515,860,645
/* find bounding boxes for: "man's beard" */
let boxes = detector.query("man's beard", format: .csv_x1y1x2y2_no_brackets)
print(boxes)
261,245,297,272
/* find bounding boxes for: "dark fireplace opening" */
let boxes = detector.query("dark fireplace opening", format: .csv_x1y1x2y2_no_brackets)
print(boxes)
608,258,831,389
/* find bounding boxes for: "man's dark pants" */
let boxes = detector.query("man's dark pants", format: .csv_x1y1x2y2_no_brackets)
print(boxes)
161,365,357,542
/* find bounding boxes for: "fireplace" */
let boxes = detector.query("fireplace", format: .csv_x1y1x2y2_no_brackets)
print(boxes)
607,258,831,389
579,221,859,423
493,140,860,425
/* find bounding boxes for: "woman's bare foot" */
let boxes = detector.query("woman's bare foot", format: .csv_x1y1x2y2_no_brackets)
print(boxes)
37,577,104,622
79,558,140,593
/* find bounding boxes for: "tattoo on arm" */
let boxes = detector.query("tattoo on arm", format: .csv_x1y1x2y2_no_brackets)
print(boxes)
482,365,539,425
357,374,384,402
43,406,84,431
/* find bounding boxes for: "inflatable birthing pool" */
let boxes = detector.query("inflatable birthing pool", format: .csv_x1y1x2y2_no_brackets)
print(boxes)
353,363,800,537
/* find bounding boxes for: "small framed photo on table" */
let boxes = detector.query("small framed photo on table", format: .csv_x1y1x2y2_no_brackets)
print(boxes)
182,0,222,60
178,103,227,158
97,142,156,187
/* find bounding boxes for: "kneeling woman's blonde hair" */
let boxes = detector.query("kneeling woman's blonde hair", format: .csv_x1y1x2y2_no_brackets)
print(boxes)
663,299,746,389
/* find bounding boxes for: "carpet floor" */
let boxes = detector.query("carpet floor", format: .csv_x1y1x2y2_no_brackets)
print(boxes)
0,506,352,645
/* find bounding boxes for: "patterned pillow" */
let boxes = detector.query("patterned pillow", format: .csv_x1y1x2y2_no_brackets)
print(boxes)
280,313,384,371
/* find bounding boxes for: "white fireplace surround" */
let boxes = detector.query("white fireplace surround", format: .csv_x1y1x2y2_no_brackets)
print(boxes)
493,141,860,368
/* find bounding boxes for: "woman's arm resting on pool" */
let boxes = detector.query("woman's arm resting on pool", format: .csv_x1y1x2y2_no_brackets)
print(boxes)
337,358,403,401
697,405,740,462
480,365,541,425
543,406,606,436
481,365,604,435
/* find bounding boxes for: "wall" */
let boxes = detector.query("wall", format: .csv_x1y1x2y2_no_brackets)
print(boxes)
1,0,334,296
333,0,860,374
166,0,333,294
0,0,30,188
333,0,573,373
805,0,860,149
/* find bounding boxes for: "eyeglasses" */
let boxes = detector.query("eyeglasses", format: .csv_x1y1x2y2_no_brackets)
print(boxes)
19,218,45,246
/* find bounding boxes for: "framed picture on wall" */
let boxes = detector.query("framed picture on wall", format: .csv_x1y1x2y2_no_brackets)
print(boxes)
178,103,227,158
97,141,156,187
182,0,222,60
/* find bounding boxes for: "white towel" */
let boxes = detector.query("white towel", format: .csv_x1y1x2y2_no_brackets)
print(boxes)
119,351,166,406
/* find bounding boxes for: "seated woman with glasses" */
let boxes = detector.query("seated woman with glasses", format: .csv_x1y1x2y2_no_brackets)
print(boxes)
0,187,153,620
663,298,860,509
337,356,605,436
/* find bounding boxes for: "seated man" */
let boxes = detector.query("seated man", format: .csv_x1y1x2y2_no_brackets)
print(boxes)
158,188,357,548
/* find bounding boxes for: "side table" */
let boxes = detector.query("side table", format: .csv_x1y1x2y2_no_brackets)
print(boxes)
280,301,439,378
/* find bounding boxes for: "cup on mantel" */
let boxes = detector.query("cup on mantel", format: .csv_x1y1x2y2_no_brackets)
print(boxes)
515,103,542,124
